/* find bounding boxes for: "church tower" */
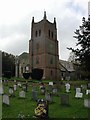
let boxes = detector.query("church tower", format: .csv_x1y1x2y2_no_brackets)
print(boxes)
29,11,60,80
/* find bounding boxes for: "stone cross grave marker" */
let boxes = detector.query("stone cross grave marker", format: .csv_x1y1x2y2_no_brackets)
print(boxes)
19,91,25,98
84,99,90,108
60,93,69,106
31,90,38,101
3,94,10,105
45,92,52,103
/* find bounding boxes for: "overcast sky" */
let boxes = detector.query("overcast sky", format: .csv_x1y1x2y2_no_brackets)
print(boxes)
0,0,89,60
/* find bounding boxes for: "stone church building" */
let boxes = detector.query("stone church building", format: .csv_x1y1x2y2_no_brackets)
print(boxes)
29,11,60,80
15,12,76,80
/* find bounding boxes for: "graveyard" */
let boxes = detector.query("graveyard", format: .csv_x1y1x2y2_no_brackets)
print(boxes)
1,78,90,119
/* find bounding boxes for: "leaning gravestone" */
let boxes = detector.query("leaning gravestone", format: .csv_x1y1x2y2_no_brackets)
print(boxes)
19,91,25,98
31,91,38,101
84,99,90,108
60,94,69,106
3,94,10,105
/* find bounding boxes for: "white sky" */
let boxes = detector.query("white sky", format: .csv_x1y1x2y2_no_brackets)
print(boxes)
0,0,89,60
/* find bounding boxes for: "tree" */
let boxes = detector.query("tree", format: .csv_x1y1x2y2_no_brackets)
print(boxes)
2,52,15,77
67,15,90,79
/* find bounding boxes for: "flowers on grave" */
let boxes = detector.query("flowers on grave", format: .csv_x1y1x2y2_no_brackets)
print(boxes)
34,99,48,118
35,103,46,116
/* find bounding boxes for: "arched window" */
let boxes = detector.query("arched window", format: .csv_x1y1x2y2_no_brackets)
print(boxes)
52,32,53,38
35,31,38,37
39,30,41,36
48,29,50,37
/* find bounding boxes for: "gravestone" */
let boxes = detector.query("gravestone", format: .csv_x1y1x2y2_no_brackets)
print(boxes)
84,99,90,108
48,85,53,92
65,83,70,93
22,84,27,91
75,87,83,98
3,94,10,105
19,91,25,98
31,91,38,101
86,90,90,95
9,87,14,96
45,92,52,103
49,82,53,86
60,94,69,106
76,88,81,93
40,88,45,95
75,93,83,98
87,83,90,89
18,82,21,87
52,88,57,95
13,84,17,91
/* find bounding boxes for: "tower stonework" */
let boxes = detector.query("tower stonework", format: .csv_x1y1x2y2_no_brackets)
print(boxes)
29,12,60,80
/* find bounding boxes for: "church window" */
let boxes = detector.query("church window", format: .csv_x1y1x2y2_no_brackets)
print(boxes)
39,30,41,36
52,32,53,38
48,29,50,37
35,31,38,37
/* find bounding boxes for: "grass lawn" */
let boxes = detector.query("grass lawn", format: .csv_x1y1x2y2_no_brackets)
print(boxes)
2,79,90,119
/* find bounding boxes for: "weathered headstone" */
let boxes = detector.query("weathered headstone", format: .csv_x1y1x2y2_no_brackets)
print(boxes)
45,92,52,102
13,84,17,91
3,94,10,105
60,94,69,106
48,85,53,92
19,91,25,98
31,91,38,101
86,90,90,95
84,99,90,108
76,88,81,93
75,87,83,98
49,82,53,86
87,83,90,89
52,88,57,95
18,82,21,87
22,83,28,92
9,87,14,96
75,92,83,98
65,83,70,93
